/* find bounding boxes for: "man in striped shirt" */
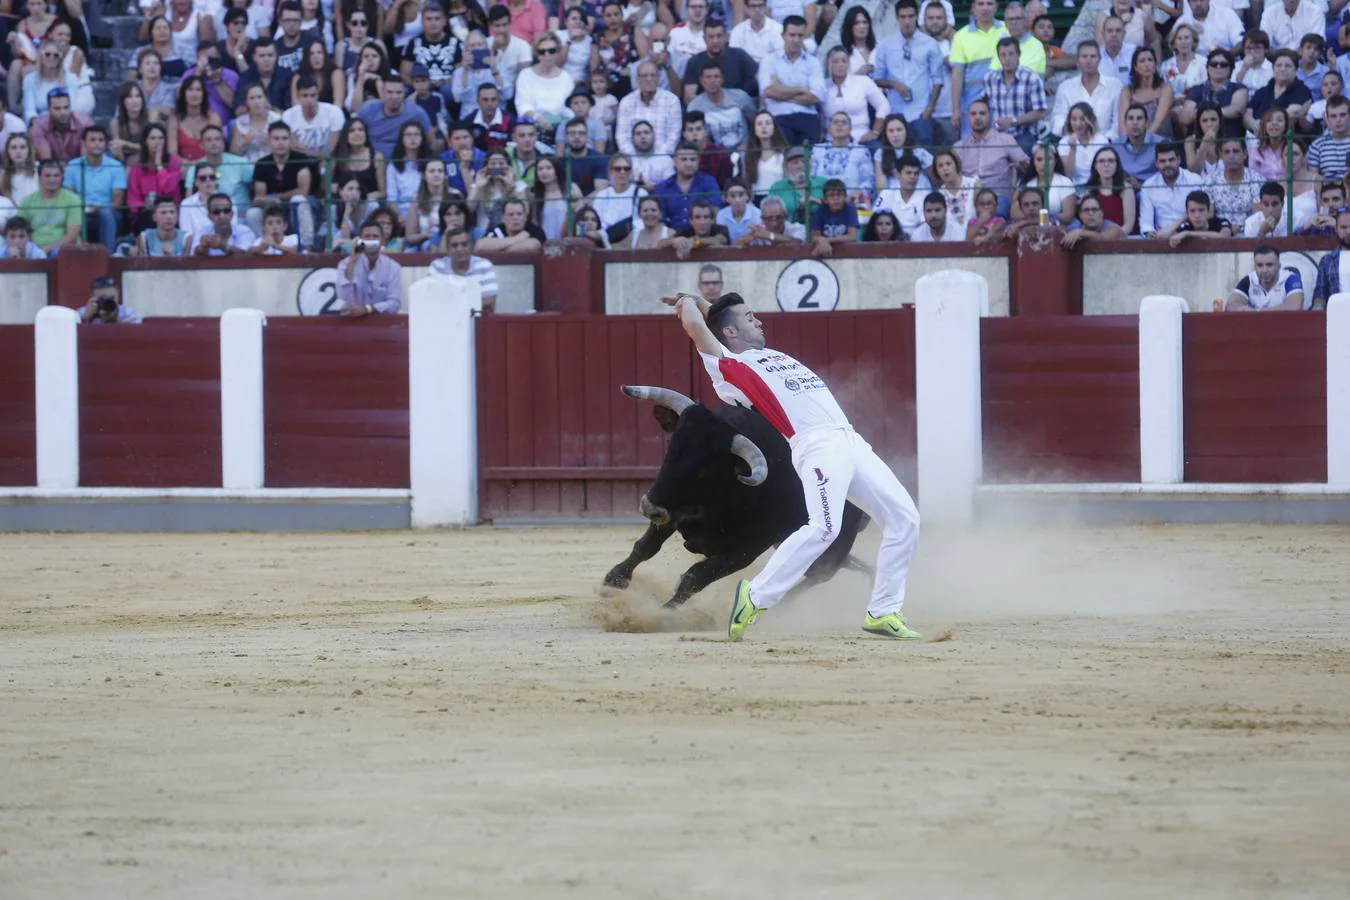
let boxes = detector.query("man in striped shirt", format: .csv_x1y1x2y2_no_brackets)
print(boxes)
429,229,499,312
980,37,1046,156
667,290,923,642
1307,96,1350,181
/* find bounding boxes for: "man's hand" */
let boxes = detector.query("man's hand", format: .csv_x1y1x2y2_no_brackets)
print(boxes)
341,299,369,317
671,236,695,259
811,235,833,258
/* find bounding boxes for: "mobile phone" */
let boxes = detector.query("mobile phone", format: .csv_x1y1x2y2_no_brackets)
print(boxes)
653,40,665,53
471,48,491,69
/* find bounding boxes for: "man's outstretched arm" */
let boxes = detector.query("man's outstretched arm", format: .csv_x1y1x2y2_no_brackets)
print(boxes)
663,293,724,357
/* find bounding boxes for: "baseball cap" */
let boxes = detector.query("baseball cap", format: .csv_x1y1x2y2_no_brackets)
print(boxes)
410,63,431,78
785,146,806,161
567,86,593,103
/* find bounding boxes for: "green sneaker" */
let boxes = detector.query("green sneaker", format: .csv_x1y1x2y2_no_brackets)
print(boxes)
727,579,762,642
862,612,921,640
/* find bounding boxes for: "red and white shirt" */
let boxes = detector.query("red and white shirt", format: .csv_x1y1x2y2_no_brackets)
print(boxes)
700,347,849,438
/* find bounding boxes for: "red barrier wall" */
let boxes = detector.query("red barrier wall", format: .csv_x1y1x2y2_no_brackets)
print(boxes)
263,319,410,488
981,316,1141,482
0,326,36,486
476,309,917,520
78,321,222,487
1183,313,1327,483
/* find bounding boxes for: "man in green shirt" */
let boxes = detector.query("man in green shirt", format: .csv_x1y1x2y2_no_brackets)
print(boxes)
19,160,84,256
766,146,826,225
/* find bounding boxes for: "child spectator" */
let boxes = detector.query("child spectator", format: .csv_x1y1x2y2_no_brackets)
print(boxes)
0,216,48,259
134,196,193,255
809,178,859,258
715,178,761,244
250,203,301,253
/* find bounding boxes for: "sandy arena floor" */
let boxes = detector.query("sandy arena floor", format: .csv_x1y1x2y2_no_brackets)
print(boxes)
1,523,1348,899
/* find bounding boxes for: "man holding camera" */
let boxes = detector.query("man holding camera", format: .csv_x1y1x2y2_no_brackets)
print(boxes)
335,220,403,317
80,277,142,325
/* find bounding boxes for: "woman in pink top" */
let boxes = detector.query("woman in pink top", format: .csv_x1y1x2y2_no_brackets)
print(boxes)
127,122,184,231
507,0,548,44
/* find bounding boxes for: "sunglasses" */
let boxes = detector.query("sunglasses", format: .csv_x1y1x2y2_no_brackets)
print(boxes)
538,46,559,54
1209,60,1231,68
198,173,217,181
610,164,631,171
349,16,367,23
209,207,232,214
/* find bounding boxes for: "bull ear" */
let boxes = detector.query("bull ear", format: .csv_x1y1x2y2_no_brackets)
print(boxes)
652,406,680,433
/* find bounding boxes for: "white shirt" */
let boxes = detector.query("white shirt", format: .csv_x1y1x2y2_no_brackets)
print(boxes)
493,35,534,100
1175,7,1245,54
250,233,300,254
1237,59,1273,92
1232,267,1307,309
909,221,965,242
590,183,648,229
177,192,213,237
1139,168,1205,233
822,74,890,142
1260,0,1326,50
0,111,24,148
1051,75,1123,139
1100,42,1138,82
630,152,674,188
1058,133,1111,184
667,23,707,78
729,17,784,65
699,347,849,438
281,102,345,154
874,187,925,232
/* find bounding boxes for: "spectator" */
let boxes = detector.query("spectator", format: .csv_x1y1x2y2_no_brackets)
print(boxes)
861,209,905,241
910,189,963,241
716,178,761,243
333,117,387,203
742,110,787,199
1160,24,1205,98
587,71,618,139
22,44,81,125
874,152,926,231
555,117,608,195
469,82,513,151
193,191,256,254
273,1,320,82
514,32,575,131
179,162,218,236
2,134,40,206
1083,145,1135,233
922,0,957,146
428,198,472,249
822,46,888,146
249,120,319,246
369,203,405,251
1058,101,1109,185
1307,96,1350,180
682,112,734,186
1184,101,1223,174
1051,41,1122,139
108,83,154,164
552,88,608,153
530,156,582,238
766,144,824,224
1207,136,1260,224
873,115,932,191
505,118,546,185
1139,141,1203,234
185,45,240,123
1060,190,1129,246
504,0,548,45
1097,16,1137,84
1313,208,1350,307
0,216,47,259
1242,181,1292,237
591,153,647,237
250,202,301,253
1118,46,1172,139
28,90,92,164
759,16,824,146
358,78,435,158
1246,50,1313,134
336,218,403,315
428,228,499,310
955,97,1027,213
467,147,526,233
932,147,977,229
216,6,254,75
695,263,725,303
948,0,1009,132
808,177,858,257
621,194,676,248
1033,15,1074,75
445,37,495,122
487,5,533,106
1260,0,1323,53
476,195,546,251
617,62,683,156
441,120,485,195
1296,35,1327,95
662,197,729,258
79,276,142,325
981,36,1046,156
1156,188,1232,245
401,2,462,97
187,124,252,211
965,186,1006,242
688,64,757,150
553,7,594,85
135,196,193,255
235,38,293,115
811,110,873,195
630,23,683,95
737,193,804,244
60,124,124,252
346,41,390,115
0,96,24,149
331,177,381,251
570,206,610,246
685,19,759,102
1114,102,1163,184
169,76,222,165
1302,70,1342,133
1178,48,1247,138
730,0,784,66
1002,2,1044,76
1018,143,1074,224
230,83,285,162
132,46,180,116
1296,181,1344,235
653,142,723,230
668,0,710,78
18,159,81,255
283,74,344,155
1228,245,1307,311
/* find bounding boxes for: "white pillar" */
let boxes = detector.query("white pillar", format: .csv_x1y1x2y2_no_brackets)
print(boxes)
915,270,988,525
1328,294,1350,484
1138,295,1188,484
220,308,267,490
408,273,480,527
34,305,80,489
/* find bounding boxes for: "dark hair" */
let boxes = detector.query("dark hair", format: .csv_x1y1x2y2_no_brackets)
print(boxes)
1328,95,1350,113
175,75,208,118
861,210,904,242
782,14,807,28
1124,101,1150,120
82,124,108,141
1155,140,1183,159
706,293,747,347
207,191,232,207
1321,180,1345,196
1300,33,1325,51
138,122,169,171
223,7,248,26
1258,181,1285,201
996,36,1019,54
448,119,475,138
252,35,276,52
1253,243,1279,258
1032,13,1054,30
841,6,876,53
201,123,225,139
1185,189,1212,208
683,110,706,126
262,203,287,221
267,120,292,134
894,0,918,13
922,190,945,209
675,140,701,156
391,121,433,172
3,215,30,235
115,82,149,141
1128,45,1161,91
1085,146,1126,192
296,74,319,94
488,3,511,22
478,81,500,95
1244,29,1270,50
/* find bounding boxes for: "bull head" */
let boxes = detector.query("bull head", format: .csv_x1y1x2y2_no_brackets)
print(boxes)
621,384,769,487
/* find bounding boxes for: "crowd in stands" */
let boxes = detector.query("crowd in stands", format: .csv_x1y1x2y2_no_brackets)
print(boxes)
0,0,1349,306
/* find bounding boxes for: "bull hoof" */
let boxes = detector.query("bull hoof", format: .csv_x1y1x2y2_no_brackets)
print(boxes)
603,570,632,590
661,598,687,610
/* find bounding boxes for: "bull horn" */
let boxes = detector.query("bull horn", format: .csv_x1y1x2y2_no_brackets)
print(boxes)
730,435,768,486
621,385,694,415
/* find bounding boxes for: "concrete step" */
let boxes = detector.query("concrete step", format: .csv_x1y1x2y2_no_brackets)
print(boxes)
92,80,122,120
90,47,138,78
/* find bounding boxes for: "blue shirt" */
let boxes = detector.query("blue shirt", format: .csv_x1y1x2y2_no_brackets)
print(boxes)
440,148,485,195
0,239,47,259
716,204,762,243
653,172,723,230
872,31,945,123
357,99,435,158
757,50,826,117
1112,133,1163,182
63,155,127,207
809,202,859,238
1297,62,1328,95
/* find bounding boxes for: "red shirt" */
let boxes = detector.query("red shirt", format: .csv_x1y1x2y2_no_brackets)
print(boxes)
508,0,548,44
29,112,94,164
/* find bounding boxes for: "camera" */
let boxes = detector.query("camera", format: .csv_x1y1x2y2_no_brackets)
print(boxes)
97,297,119,315
355,239,378,251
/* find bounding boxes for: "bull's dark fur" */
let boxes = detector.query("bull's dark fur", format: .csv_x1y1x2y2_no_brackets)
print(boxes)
603,399,871,608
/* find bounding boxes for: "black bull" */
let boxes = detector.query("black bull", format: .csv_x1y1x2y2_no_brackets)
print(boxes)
603,385,872,608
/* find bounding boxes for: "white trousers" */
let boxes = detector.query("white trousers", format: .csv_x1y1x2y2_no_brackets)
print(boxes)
748,425,920,616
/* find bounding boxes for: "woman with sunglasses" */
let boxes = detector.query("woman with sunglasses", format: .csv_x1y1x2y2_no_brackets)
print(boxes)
515,32,575,130
5,0,57,113
335,7,374,71
213,7,253,73
1177,48,1247,138
20,44,81,123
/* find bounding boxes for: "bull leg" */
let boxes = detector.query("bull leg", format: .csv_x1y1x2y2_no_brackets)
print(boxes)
603,521,677,590
663,549,761,609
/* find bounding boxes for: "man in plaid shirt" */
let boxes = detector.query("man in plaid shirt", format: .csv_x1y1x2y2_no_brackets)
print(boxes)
981,37,1046,156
